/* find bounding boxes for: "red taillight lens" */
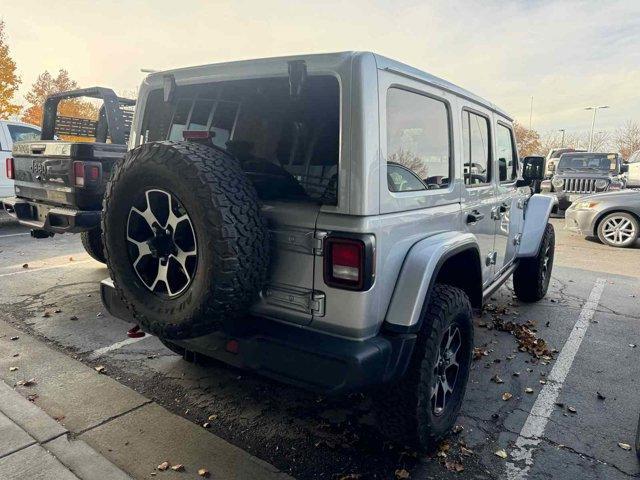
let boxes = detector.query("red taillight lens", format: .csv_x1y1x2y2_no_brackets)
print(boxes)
87,165,100,181
73,161,101,187
5,157,14,180
73,161,85,187
324,237,371,290
182,130,211,141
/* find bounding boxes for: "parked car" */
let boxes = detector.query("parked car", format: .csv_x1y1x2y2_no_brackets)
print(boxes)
565,189,640,247
544,147,586,178
0,120,41,199
2,87,135,263
541,152,627,212
626,150,640,187
98,52,554,451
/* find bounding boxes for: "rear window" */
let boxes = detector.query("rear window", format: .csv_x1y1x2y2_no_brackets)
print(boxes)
140,76,340,205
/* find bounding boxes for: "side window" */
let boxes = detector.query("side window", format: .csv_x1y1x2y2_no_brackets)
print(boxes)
386,88,451,192
496,123,518,182
7,125,41,143
462,111,491,186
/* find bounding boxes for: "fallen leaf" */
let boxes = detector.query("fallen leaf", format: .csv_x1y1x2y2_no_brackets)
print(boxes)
10,336,19,341
171,464,185,471
54,309,62,313
395,469,410,479
618,442,631,451
445,460,464,472
9,366,18,372
502,392,513,401
69,316,79,321
96,312,103,318
94,366,106,374
452,425,464,434
597,392,606,400
16,378,36,387
22,264,28,269
539,380,547,385
494,449,508,459
567,406,577,414
491,374,504,384
629,344,636,348
69,257,74,262
525,388,533,394
208,414,218,421
27,394,38,402
460,446,474,456
12,353,19,357
202,422,210,428
198,468,210,478
512,371,520,377
157,461,170,471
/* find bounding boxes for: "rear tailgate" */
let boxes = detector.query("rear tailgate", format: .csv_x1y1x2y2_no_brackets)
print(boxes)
12,140,125,210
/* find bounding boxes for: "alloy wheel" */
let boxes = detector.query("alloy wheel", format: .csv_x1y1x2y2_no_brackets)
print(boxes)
126,189,197,297
601,216,637,246
431,325,462,416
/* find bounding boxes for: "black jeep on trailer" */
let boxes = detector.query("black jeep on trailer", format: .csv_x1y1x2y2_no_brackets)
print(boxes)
2,87,135,263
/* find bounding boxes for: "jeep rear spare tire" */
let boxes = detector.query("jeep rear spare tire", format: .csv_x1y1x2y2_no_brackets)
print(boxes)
102,141,269,339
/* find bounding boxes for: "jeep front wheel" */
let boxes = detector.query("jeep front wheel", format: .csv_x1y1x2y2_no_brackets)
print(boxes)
513,223,555,302
375,284,473,451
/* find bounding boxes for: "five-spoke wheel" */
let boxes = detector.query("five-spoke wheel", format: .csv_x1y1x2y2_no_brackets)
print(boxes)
126,189,197,297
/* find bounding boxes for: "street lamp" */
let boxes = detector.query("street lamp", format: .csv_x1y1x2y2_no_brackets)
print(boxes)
558,129,566,147
585,105,610,152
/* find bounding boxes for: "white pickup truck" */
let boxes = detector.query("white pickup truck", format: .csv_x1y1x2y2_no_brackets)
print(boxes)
0,120,41,199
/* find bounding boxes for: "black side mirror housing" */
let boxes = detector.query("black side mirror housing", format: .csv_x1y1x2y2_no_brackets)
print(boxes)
620,163,629,173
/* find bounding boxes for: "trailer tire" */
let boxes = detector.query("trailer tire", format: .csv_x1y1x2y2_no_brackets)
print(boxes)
81,226,106,264
102,141,269,340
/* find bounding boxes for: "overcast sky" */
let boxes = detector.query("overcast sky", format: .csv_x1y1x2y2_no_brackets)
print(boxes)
3,0,639,134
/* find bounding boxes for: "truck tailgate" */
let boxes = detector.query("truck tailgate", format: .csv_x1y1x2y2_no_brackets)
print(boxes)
12,141,126,210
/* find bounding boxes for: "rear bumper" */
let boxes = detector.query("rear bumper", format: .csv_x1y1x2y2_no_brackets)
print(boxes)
100,278,416,395
1,197,100,234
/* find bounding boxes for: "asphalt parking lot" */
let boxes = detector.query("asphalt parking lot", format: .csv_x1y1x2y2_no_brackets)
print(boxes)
0,217,638,480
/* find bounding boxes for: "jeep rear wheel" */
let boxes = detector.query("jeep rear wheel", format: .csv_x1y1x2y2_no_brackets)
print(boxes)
375,284,473,451
80,226,106,264
513,223,555,302
102,141,269,340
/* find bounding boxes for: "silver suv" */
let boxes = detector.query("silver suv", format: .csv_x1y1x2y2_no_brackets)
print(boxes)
100,52,555,451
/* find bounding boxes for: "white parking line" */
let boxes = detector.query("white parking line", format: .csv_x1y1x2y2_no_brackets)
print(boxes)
0,260,93,278
88,335,153,359
504,278,606,480
0,232,30,239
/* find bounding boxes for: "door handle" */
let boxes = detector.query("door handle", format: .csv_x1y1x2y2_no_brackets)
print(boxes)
466,210,485,224
498,203,508,214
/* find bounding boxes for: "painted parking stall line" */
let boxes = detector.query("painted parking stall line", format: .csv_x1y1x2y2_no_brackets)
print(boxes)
0,232,30,239
88,335,153,359
0,260,93,278
504,277,607,480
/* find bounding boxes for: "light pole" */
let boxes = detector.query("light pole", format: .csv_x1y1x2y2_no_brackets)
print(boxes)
558,129,566,147
585,106,609,152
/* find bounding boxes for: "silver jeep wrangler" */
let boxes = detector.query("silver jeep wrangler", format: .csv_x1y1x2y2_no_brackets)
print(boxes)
100,52,555,450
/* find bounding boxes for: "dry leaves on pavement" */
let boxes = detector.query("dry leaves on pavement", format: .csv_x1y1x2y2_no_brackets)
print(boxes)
502,392,513,401
494,449,508,459
395,469,410,479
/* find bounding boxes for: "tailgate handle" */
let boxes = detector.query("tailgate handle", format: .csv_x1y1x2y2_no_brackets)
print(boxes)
30,144,46,154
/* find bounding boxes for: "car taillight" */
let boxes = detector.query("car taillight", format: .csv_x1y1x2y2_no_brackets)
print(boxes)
73,161,101,187
73,161,85,186
324,236,375,290
5,157,14,180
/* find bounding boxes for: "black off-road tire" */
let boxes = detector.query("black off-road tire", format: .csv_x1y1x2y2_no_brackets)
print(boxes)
374,284,474,452
102,141,269,340
80,226,106,263
513,223,555,302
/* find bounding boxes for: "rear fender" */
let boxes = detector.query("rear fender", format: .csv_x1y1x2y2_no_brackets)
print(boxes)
383,231,479,333
517,194,555,258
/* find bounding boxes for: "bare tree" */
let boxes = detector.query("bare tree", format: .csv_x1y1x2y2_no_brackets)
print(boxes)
613,121,640,158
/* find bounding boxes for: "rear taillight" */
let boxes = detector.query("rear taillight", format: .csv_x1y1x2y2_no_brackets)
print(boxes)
73,161,101,187
5,157,14,180
324,236,375,291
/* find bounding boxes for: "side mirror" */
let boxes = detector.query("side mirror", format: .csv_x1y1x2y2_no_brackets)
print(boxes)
515,178,532,188
620,163,629,173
